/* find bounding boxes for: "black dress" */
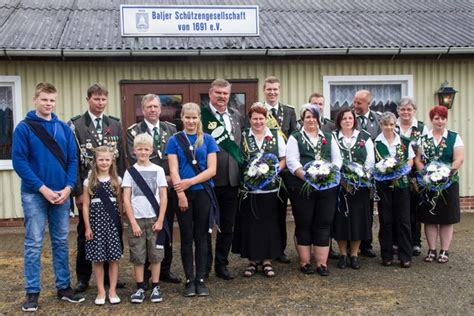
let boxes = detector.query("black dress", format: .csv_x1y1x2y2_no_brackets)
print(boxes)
418,182,460,224
85,180,123,262
234,191,283,261
333,187,372,241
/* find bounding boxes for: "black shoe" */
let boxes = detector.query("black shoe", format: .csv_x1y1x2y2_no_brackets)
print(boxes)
215,266,235,280
161,271,182,284
412,246,422,256
360,248,377,258
276,254,291,264
350,256,361,269
183,280,196,297
195,279,210,296
329,249,340,260
382,259,393,266
57,287,85,303
74,280,88,293
316,265,329,276
337,255,348,269
21,293,39,312
299,263,315,274
400,261,411,268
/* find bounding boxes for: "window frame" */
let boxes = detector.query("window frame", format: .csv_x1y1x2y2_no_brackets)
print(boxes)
322,75,414,118
0,76,23,170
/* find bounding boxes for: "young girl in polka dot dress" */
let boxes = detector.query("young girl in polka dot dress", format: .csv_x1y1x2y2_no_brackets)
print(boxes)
83,146,123,305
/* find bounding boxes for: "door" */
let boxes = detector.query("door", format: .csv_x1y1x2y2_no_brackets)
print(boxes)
120,80,258,131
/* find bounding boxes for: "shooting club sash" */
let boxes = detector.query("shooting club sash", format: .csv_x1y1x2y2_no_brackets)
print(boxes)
201,106,244,165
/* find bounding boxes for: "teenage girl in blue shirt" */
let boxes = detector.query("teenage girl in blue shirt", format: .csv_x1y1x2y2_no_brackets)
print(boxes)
165,102,219,297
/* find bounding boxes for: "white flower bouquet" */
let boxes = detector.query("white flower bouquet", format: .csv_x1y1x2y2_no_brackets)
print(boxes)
341,160,372,188
373,157,411,182
302,159,341,192
243,153,280,190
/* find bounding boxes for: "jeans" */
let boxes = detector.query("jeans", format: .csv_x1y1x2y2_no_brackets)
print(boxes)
22,192,71,293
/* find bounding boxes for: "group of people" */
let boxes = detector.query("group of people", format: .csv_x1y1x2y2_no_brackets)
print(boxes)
12,77,464,312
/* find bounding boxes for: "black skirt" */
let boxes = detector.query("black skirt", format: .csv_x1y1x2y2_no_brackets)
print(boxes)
418,182,460,224
232,191,282,261
333,186,372,241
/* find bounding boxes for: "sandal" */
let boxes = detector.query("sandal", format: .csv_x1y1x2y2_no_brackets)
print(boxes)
262,263,275,277
437,250,449,263
424,249,437,262
243,262,257,277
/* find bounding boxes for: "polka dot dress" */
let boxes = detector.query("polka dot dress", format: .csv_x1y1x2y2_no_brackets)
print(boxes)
85,180,123,262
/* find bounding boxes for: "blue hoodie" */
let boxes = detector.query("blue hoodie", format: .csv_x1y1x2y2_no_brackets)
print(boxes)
12,110,77,193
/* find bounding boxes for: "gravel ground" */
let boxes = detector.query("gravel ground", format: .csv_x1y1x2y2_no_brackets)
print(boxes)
1,213,473,315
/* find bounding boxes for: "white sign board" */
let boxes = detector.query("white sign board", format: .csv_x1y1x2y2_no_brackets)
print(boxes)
120,5,259,37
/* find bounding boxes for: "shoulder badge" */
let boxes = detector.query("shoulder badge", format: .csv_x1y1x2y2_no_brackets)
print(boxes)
127,123,137,130
109,115,121,121
70,115,81,121
284,104,295,109
164,121,176,127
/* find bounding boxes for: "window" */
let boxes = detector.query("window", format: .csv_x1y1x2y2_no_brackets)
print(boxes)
0,76,22,170
322,75,413,119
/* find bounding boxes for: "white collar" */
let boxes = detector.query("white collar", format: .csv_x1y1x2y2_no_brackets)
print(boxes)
357,111,370,119
145,119,160,131
210,103,229,115
375,132,401,147
88,111,103,122
264,102,280,111
426,129,448,139
337,129,359,140
396,118,418,129
249,127,272,138
303,127,325,138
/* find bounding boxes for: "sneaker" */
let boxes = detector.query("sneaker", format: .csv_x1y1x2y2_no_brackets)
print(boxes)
150,285,163,303
183,280,196,297
21,293,39,312
57,287,85,303
130,288,145,304
195,279,209,296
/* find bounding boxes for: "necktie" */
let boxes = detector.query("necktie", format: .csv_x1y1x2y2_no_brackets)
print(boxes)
271,108,277,118
95,117,102,130
359,116,367,130
153,127,160,148
217,112,228,132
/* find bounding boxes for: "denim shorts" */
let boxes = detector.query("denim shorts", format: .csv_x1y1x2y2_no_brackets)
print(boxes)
128,217,164,265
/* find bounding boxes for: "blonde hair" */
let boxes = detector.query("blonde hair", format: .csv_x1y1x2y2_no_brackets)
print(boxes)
141,94,161,108
87,146,120,198
181,102,203,147
133,133,153,148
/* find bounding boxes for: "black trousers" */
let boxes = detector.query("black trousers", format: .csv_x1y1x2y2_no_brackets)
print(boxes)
161,189,177,274
289,186,338,246
410,190,422,247
360,198,374,251
176,189,210,281
207,185,239,270
76,207,93,283
377,183,412,262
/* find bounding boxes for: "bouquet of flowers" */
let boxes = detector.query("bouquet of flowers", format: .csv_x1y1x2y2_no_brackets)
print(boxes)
416,161,452,191
243,153,280,190
416,161,453,214
302,159,341,193
373,157,411,182
341,160,372,189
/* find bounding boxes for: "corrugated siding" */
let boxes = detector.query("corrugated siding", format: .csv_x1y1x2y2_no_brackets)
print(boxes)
0,57,472,218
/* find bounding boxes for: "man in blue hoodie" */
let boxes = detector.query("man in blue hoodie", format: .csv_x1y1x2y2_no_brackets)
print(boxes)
12,82,85,312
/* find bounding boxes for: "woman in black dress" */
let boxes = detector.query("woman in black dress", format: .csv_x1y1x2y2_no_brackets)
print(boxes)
234,103,286,277
332,107,374,270
415,105,464,263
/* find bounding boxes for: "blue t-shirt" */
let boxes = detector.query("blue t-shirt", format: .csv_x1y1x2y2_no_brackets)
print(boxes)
165,132,219,191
